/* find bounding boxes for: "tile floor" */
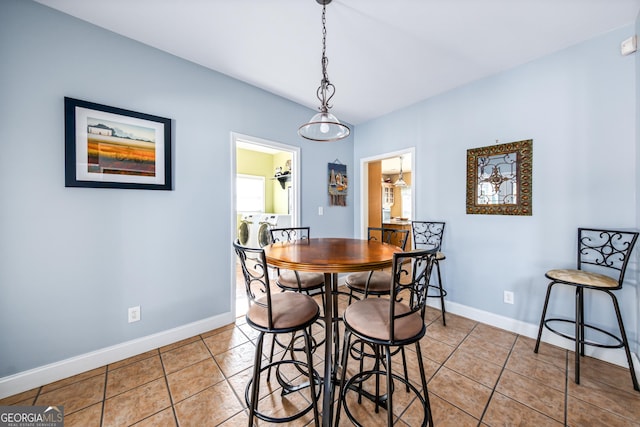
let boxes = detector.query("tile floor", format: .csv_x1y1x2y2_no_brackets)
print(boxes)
2,289,640,426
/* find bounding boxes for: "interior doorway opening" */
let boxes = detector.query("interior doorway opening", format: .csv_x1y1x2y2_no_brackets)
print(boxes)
360,148,415,247
230,132,300,317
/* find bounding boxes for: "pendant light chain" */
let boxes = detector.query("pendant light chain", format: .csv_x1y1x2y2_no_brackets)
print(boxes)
318,2,335,112
298,0,350,142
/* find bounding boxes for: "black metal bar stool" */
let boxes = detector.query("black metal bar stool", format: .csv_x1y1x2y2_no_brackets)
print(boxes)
336,249,437,426
233,241,321,425
411,221,447,325
534,228,639,392
344,227,409,302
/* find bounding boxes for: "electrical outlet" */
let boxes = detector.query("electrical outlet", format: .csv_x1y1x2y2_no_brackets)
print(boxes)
128,306,141,323
503,291,514,305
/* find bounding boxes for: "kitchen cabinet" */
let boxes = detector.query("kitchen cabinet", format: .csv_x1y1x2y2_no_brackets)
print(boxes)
382,183,394,206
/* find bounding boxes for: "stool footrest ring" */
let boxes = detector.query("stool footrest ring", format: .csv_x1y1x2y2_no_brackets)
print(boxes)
543,318,624,349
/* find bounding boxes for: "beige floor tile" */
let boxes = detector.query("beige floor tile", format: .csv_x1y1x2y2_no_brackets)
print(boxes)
444,349,503,388
35,374,105,415
106,355,164,398
215,340,261,378
160,335,202,353
439,313,477,333
457,333,511,366
505,347,566,392
496,368,565,423
483,392,564,426
203,326,251,356
174,382,244,426
425,321,469,346
428,366,492,419
470,323,517,349
40,366,106,394
167,357,225,403
512,335,567,370
424,392,479,427
108,349,159,371
102,378,171,427
160,339,211,374
568,353,638,393
567,371,640,422
64,402,103,427
567,395,640,427
132,407,177,426
0,388,39,405
419,335,455,364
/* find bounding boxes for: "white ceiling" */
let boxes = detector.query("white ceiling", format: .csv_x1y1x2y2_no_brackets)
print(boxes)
35,0,640,125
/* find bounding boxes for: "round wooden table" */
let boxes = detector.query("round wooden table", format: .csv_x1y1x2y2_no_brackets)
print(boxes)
264,237,401,427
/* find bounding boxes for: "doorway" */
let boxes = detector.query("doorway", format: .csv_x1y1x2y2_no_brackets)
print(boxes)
230,132,301,317
359,148,415,243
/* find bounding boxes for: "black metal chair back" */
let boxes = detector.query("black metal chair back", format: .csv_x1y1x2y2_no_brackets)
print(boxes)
367,226,409,251
389,249,438,336
576,228,638,288
411,221,445,251
233,240,274,329
270,227,310,244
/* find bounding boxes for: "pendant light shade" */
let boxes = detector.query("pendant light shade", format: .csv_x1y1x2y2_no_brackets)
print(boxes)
298,111,350,142
298,0,350,142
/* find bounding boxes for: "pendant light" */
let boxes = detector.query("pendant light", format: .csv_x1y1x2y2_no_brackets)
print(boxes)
394,156,407,187
298,0,350,142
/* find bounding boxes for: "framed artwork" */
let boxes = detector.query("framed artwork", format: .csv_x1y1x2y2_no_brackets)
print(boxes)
328,161,347,206
466,139,532,215
65,97,172,190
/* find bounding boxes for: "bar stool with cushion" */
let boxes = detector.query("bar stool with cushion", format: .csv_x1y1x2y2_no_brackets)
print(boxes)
411,220,447,325
233,241,321,425
336,248,437,427
269,227,326,305
344,227,409,302
534,228,639,391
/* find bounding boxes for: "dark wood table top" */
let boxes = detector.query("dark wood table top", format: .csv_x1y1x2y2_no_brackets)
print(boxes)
264,237,401,273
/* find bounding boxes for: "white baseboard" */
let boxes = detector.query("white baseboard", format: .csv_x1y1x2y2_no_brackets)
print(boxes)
431,300,640,371
0,312,235,400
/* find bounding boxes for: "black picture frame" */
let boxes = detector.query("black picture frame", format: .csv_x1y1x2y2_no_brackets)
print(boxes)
65,97,172,190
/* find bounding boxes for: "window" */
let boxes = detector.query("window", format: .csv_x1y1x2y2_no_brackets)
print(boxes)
236,174,265,212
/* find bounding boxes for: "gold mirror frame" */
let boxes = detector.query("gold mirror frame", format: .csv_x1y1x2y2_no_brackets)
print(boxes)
466,139,532,216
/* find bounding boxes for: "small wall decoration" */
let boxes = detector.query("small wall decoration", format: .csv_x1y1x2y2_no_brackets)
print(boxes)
65,97,172,190
466,139,532,215
328,160,347,206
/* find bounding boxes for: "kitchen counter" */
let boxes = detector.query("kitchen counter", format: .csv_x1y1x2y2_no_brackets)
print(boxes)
383,219,412,226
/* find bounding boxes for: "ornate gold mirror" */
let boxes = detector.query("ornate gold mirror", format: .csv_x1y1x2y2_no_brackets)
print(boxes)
466,139,532,215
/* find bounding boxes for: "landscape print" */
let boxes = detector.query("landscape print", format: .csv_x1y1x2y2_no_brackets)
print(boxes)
86,117,156,177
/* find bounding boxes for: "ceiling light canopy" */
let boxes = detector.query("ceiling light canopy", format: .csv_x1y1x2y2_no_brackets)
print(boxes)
298,0,350,142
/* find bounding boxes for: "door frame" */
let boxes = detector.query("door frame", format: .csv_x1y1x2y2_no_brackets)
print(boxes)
359,147,416,238
229,132,301,318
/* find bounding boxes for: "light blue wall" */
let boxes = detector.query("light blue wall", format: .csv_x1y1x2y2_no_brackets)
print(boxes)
0,0,354,377
355,26,639,346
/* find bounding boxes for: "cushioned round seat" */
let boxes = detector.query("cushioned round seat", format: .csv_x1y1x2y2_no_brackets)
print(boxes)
277,270,325,290
545,269,619,289
249,292,319,330
345,271,392,294
343,298,424,342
